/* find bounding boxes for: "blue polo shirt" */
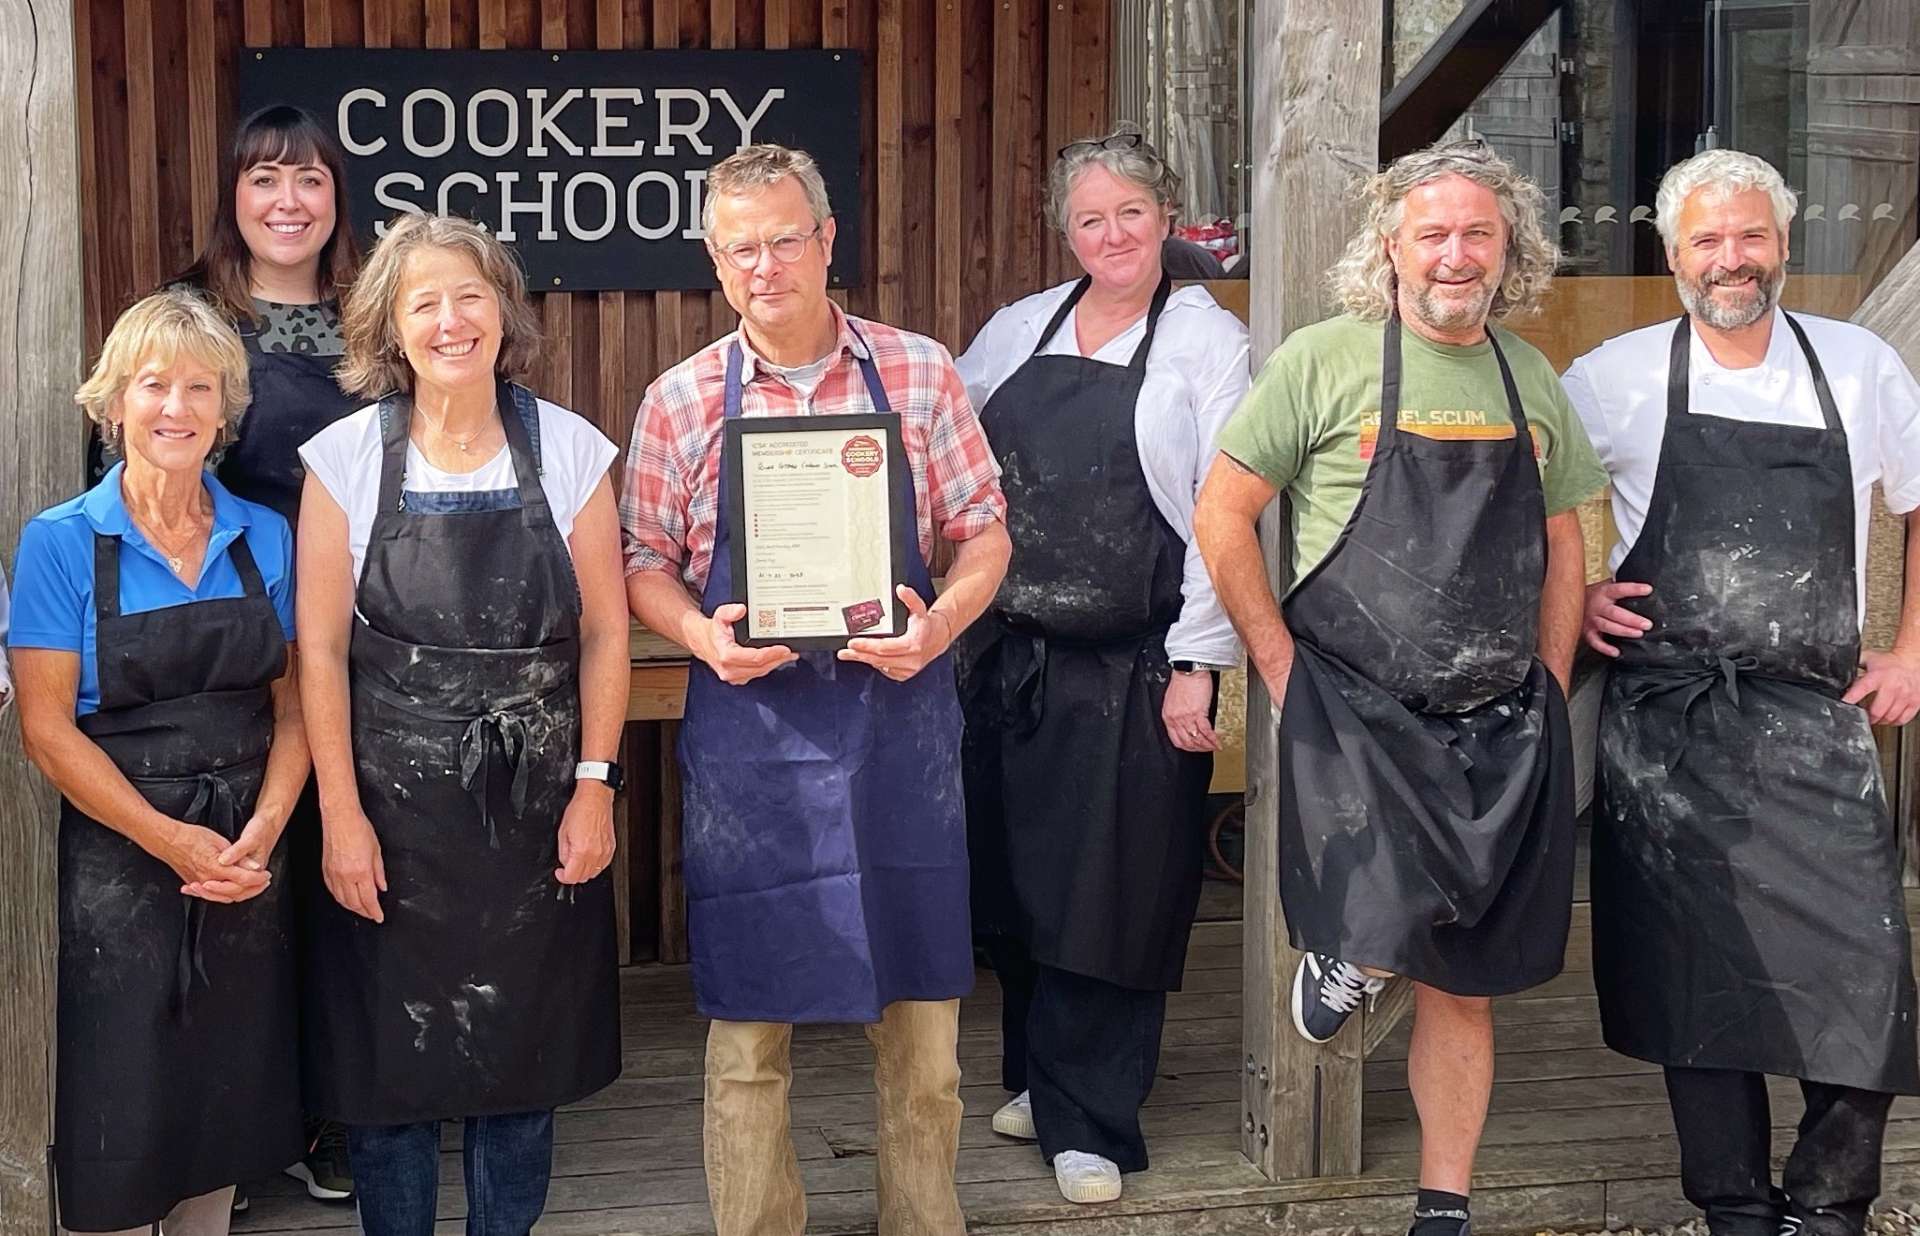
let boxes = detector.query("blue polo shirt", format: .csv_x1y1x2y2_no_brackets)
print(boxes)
9,463,297,716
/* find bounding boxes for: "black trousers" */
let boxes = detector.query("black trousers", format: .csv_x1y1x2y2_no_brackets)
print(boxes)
1664,1066,1893,1236
983,936,1167,1173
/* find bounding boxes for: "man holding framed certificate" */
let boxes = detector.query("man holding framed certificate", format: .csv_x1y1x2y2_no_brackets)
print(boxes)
621,144,1010,1236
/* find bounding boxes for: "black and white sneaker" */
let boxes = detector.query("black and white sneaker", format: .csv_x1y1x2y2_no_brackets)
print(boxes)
1291,951,1386,1043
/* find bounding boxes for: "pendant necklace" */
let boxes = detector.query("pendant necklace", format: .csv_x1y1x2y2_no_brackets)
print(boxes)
134,508,208,577
418,406,490,454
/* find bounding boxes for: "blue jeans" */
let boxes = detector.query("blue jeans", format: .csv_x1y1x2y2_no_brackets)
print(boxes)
349,1110,555,1236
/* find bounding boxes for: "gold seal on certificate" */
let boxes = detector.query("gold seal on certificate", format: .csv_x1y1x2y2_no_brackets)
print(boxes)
723,413,912,650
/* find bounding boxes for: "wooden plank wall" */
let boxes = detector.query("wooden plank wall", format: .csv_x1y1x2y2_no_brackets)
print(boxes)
1,0,88,1227
75,0,1111,450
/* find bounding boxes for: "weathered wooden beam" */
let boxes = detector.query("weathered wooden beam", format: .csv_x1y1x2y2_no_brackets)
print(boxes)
1380,0,1562,161
1243,0,1381,1182
0,0,86,1228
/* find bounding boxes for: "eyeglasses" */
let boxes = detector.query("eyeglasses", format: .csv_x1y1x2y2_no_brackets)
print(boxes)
712,225,823,271
1058,132,1146,160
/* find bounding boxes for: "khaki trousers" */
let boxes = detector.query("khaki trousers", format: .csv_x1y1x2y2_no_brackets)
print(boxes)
704,999,965,1236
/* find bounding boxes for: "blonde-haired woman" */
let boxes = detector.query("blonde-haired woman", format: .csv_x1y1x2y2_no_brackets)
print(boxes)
12,288,307,1235
295,212,623,1235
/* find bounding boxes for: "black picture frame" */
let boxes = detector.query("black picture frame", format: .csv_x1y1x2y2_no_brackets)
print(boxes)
722,412,911,651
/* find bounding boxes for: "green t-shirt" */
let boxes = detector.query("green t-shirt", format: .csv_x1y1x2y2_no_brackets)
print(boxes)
1216,314,1608,590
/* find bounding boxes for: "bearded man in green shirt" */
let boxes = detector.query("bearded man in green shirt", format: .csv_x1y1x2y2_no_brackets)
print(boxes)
1194,141,1606,1236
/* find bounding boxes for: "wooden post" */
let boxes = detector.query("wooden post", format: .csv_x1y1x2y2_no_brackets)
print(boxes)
0,0,86,1227
1241,0,1381,1181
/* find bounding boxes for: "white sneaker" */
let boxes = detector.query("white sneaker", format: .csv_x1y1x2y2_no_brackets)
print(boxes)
1053,1151,1122,1204
992,1090,1037,1140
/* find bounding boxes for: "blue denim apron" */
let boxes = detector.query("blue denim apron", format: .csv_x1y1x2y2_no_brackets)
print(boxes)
677,333,974,1023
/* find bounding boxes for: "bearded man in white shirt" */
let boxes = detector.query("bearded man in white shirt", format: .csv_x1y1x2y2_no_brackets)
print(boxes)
1564,148,1920,1236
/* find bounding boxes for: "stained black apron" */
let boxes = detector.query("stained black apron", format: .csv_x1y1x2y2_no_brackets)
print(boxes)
678,334,974,1023
1593,314,1920,1094
304,381,621,1123
217,312,361,525
1277,313,1576,997
54,524,302,1231
960,275,1214,992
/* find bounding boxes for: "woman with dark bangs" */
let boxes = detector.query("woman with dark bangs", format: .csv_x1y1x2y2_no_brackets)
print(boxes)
176,103,363,1207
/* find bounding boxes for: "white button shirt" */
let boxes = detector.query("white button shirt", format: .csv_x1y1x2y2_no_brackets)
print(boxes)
956,280,1251,666
1562,307,1920,628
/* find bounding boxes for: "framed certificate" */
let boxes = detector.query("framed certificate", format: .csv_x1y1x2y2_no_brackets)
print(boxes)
723,413,912,650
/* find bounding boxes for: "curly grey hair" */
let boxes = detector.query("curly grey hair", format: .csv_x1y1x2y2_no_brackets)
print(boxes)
1654,148,1798,247
1326,141,1560,322
1047,128,1182,234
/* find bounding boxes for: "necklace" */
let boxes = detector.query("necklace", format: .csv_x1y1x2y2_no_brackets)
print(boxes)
416,405,493,453
133,508,209,577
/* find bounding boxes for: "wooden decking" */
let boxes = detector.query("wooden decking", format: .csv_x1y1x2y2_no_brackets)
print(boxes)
235,878,1920,1235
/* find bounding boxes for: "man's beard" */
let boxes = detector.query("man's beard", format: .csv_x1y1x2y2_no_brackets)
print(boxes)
1407,265,1497,332
1677,262,1785,330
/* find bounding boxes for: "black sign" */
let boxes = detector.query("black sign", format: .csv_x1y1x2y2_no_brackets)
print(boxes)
238,48,864,292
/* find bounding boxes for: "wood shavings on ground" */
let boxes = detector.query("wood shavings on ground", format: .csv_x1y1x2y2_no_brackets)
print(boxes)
1533,1208,1920,1236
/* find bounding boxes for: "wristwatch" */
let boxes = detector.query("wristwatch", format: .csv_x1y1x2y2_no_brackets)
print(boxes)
1171,660,1204,674
575,761,625,792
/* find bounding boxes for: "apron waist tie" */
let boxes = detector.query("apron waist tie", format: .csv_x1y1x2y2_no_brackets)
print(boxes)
1620,655,1762,771
177,771,240,1021
459,710,532,847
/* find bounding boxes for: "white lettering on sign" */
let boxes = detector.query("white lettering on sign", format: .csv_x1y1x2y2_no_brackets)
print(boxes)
564,173,620,242
683,169,708,239
590,88,647,157
466,89,520,157
626,170,681,240
713,88,783,147
437,171,489,215
653,89,712,155
372,172,427,235
526,88,585,156
401,89,458,157
339,88,388,155
497,171,562,242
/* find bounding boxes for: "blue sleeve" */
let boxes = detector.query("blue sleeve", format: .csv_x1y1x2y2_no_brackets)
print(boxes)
9,519,88,652
259,518,297,642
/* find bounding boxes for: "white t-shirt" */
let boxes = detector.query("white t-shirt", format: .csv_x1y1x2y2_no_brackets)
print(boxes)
955,281,1251,666
299,396,620,582
1562,308,1920,627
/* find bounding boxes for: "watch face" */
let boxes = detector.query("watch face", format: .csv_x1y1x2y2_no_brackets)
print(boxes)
605,763,625,793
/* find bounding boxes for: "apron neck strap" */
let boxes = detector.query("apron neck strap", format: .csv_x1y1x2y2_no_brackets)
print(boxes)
90,517,266,622
1030,275,1174,371
724,326,895,419
92,533,122,622
499,382,552,514
374,380,540,514
1668,313,1841,433
1379,310,1529,450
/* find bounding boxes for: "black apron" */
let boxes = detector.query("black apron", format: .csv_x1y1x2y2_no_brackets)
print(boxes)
55,524,302,1231
304,382,621,1123
1277,314,1576,997
217,313,362,526
960,276,1214,992
677,334,974,1024
1593,314,1920,1094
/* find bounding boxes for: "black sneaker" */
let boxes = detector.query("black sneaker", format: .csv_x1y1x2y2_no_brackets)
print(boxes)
230,1187,248,1214
284,1121,354,1201
1291,951,1385,1043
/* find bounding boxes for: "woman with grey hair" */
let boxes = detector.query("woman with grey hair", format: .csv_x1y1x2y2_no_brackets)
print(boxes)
12,288,306,1235
954,128,1250,1204
296,213,625,1234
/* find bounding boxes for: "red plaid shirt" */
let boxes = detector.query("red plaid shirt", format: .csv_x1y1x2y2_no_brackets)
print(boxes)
620,305,1007,593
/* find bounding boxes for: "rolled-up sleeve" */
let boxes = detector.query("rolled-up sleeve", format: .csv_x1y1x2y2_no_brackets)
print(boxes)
619,382,691,579
926,356,1007,541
